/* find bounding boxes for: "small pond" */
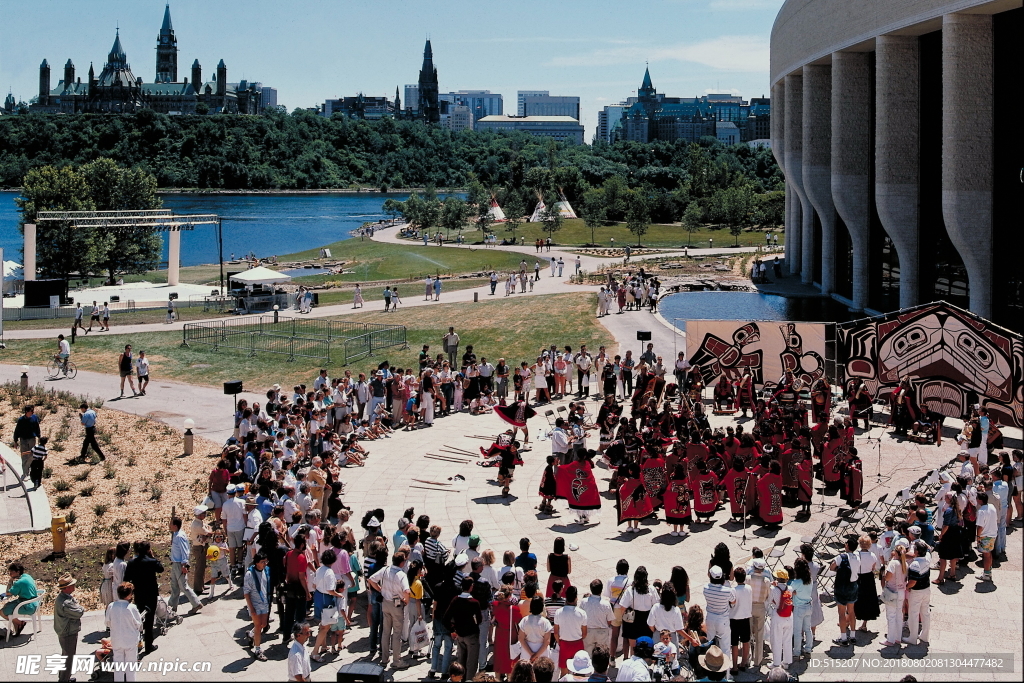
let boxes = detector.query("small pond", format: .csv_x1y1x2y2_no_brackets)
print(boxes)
659,291,853,332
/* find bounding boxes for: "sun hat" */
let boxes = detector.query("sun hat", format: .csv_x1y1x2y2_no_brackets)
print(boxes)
454,553,470,567
774,568,789,580
751,558,767,570
56,573,77,589
567,650,595,675
366,516,381,528
226,484,237,494
698,645,727,673
709,565,723,579
193,505,208,516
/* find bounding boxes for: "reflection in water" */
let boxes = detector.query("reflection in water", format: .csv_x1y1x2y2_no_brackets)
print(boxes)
659,291,853,333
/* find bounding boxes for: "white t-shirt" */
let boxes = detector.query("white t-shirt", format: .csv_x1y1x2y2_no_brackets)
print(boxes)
729,583,753,620
615,656,653,681
619,587,659,612
59,339,71,356
222,497,247,532
653,641,678,663
647,604,684,632
976,504,999,538
553,604,588,641
314,565,337,595
136,357,150,376
518,614,553,649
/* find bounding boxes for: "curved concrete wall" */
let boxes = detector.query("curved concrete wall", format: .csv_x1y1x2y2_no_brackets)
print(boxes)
801,63,834,288
771,0,1013,85
783,74,807,277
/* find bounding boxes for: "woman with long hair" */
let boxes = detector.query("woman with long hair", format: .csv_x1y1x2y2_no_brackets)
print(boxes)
881,539,909,647
491,586,521,680
646,582,685,646
789,557,814,658
708,542,733,581
668,565,690,613
854,535,880,631
545,537,572,598
934,490,964,584
617,566,657,659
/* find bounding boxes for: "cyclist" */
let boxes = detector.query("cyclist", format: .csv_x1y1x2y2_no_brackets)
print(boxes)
54,334,71,373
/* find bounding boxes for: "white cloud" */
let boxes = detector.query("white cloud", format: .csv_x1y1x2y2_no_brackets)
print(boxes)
548,35,769,72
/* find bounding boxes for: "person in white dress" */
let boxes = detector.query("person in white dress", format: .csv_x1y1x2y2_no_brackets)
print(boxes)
106,584,144,682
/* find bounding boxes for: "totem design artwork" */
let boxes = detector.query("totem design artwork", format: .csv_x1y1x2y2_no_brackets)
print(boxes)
837,302,1023,428
686,321,827,389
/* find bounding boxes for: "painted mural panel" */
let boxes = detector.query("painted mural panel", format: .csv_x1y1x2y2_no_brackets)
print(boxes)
685,321,828,390
837,302,1023,428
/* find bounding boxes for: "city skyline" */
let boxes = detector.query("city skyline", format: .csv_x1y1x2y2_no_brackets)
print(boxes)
0,0,782,138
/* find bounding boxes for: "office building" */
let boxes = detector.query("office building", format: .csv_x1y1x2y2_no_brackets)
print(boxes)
439,90,503,122
322,94,396,119
522,94,580,120
769,0,1021,328
441,104,474,132
517,90,548,116
404,84,419,113
716,121,740,145
476,115,584,144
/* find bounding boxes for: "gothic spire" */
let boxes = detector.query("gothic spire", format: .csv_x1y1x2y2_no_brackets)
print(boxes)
109,30,126,64
161,3,173,32
641,65,653,91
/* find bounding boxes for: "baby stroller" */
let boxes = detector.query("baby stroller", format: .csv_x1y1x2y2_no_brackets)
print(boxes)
153,596,182,635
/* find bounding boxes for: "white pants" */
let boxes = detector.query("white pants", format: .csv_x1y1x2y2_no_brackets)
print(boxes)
584,627,610,655
750,603,767,664
769,614,793,667
906,589,931,644
705,612,731,651
421,392,434,424
112,647,137,682
883,588,905,644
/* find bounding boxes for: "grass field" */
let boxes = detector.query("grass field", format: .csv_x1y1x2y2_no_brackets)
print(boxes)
0,293,613,390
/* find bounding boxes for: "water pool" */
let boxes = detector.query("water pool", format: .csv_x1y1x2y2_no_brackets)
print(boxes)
659,291,851,332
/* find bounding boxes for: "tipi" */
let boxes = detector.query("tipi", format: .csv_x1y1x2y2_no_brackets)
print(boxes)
486,196,506,222
553,189,577,219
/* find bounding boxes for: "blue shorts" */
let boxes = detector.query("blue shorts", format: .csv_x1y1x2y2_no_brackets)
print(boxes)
313,591,335,621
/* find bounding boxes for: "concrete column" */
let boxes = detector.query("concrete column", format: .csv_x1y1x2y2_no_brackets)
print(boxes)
875,35,920,310
783,74,806,277
942,13,993,319
802,63,833,289
771,80,786,173
167,230,181,286
831,51,872,310
23,223,36,281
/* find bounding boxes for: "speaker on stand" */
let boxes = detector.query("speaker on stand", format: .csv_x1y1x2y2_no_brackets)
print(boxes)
224,380,243,436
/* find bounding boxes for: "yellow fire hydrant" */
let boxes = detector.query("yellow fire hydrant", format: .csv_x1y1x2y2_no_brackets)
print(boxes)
52,515,69,558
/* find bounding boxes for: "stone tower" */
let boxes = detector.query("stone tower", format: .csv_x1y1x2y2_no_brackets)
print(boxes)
395,85,401,117
39,59,50,105
64,59,75,88
191,59,202,88
417,39,440,123
216,59,227,96
156,4,177,82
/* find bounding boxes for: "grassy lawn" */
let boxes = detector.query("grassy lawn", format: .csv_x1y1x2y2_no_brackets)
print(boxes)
0,293,613,390
406,219,784,249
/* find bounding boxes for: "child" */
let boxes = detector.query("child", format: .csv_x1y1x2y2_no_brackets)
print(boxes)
29,436,48,490
539,455,557,515
207,532,231,588
329,579,354,653
654,629,680,678
453,374,465,413
99,547,116,608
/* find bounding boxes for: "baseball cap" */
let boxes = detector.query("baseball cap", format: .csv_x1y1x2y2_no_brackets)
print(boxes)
468,534,481,548
226,484,237,494
454,553,469,567
709,565,723,579
193,505,207,516
635,636,654,648
751,558,766,570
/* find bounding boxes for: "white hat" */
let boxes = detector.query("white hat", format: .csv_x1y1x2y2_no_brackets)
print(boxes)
908,525,922,535
272,384,281,391
567,650,594,675
226,484,237,494
895,538,911,550
751,558,766,570
366,516,381,528
454,553,470,567
709,565,723,579
193,505,208,516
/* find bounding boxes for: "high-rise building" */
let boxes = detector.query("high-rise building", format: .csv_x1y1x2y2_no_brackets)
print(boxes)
438,90,502,122
404,84,419,113
522,94,580,120
441,104,474,132
417,39,440,123
596,102,630,143
259,86,278,110
517,90,548,116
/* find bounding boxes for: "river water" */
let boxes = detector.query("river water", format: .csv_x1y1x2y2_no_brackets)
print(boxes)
0,191,439,267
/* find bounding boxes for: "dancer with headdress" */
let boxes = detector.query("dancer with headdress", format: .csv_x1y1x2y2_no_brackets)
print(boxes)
846,377,873,430
736,368,756,418
809,377,831,424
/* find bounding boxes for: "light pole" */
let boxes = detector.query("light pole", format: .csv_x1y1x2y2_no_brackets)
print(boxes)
20,365,29,393
183,418,195,456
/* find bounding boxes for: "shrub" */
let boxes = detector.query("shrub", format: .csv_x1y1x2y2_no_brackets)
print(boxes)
42,466,53,479
153,470,166,481
93,503,109,517
125,455,137,467
115,480,131,498
66,510,77,525
78,485,95,497
53,478,72,492
103,464,116,479
55,494,75,509
74,470,91,482
150,485,163,501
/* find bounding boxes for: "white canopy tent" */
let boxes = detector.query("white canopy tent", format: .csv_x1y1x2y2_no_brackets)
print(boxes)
228,266,292,286
3,260,23,295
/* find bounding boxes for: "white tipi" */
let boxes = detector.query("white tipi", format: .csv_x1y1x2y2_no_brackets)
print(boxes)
553,189,577,219
486,196,506,222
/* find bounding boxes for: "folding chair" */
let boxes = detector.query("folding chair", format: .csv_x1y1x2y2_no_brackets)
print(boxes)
556,406,569,420
766,536,791,573
544,410,557,428
860,493,890,531
801,522,826,546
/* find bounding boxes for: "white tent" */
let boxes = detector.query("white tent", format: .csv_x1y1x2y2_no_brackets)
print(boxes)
229,266,292,285
486,197,506,222
554,191,577,219
529,198,546,223
3,260,23,295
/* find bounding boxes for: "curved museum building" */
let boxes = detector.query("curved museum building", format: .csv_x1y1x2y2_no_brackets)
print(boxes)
769,0,1021,330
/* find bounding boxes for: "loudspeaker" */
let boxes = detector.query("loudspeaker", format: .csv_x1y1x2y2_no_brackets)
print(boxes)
337,661,390,682
223,380,243,395
636,330,652,341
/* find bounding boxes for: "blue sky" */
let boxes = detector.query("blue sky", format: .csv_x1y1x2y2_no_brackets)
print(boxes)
0,0,783,139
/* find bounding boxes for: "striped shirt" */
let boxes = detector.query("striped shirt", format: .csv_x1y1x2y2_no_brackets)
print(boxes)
703,583,736,616
424,537,448,564
31,444,48,460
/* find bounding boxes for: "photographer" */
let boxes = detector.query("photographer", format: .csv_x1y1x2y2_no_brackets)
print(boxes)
615,634,654,681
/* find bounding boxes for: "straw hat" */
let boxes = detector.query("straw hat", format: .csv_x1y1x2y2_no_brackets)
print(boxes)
56,573,77,589
698,645,727,673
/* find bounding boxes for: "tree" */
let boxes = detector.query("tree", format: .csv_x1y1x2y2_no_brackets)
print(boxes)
625,191,651,247
440,196,471,240
418,186,441,235
81,159,163,282
681,202,703,247
17,166,99,281
400,192,424,226
579,188,607,246
382,197,402,223
539,191,564,243
502,191,525,242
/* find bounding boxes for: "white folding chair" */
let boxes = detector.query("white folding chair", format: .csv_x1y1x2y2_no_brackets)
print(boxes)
4,590,45,642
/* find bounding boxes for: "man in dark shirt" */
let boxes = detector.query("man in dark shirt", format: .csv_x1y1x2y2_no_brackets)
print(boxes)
514,537,538,572
444,578,482,679
122,541,164,653
13,405,42,479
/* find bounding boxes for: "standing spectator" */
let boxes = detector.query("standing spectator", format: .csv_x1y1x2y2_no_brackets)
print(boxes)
604,559,630,659
517,596,553,668
106,582,143,683
243,553,271,661
767,569,793,669
101,301,111,331
136,351,150,396
545,537,572,597
283,536,312,643
168,517,202,615
166,297,176,323
702,566,736,654
79,402,105,462
443,327,461,367
881,540,909,647
117,344,138,398
829,537,860,646
445,577,483,679
13,404,41,481
746,558,772,666
190,506,211,596
223,486,248,574
788,559,814,659
553,586,588,676
122,541,163,654
369,552,412,670
975,491,998,582
617,566,657,660
288,622,312,682
53,573,84,683
581,579,615,657
28,436,49,490
490,585,519,679
728,567,753,673
904,541,932,645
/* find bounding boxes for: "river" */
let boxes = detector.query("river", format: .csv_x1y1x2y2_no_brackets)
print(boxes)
0,191,445,267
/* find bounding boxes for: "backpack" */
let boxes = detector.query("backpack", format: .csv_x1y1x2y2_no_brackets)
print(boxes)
776,588,793,618
835,552,853,589
964,500,977,523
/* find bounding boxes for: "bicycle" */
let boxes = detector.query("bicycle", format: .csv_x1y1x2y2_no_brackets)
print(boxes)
47,355,78,380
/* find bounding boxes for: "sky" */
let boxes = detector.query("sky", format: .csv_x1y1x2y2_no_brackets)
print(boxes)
0,0,784,140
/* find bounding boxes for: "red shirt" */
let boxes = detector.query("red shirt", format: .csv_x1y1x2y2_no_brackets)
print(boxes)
209,468,230,493
285,549,308,585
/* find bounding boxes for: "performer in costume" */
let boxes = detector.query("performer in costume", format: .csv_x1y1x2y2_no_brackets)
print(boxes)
690,461,720,522
495,398,537,444
640,452,667,508
713,376,736,411
538,455,558,514
796,452,813,515
820,426,845,487
846,378,873,430
842,447,863,506
556,450,602,525
809,377,831,424
497,439,521,497
888,377,919,436
722,457,752,523
663,465,693,538
617,464,655,533
755,461,784,526
736,368,756,417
